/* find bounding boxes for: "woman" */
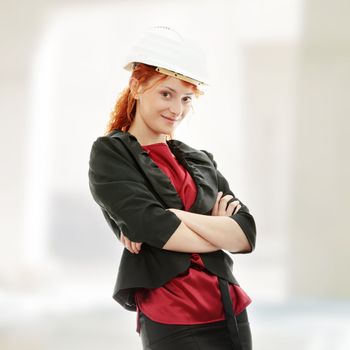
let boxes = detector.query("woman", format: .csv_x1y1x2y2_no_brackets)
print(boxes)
88,26,256,350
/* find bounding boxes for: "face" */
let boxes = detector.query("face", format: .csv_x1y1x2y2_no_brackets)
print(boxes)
129,75,195,143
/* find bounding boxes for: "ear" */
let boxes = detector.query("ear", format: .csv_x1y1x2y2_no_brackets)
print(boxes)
129,77,139,99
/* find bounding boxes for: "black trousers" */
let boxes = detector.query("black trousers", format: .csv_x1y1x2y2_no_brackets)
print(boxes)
139,309,252,350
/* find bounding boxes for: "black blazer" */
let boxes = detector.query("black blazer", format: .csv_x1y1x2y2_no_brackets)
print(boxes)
88,129,256,311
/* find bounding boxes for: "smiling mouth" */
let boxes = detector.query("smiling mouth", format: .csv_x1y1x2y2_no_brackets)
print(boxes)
162,115,179,122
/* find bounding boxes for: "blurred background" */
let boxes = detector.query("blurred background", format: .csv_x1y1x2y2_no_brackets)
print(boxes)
1,0,349,349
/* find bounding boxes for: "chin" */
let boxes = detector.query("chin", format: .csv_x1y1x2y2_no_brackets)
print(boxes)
157,126,176,134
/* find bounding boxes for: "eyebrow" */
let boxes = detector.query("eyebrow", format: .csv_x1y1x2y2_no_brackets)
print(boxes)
160,85,194,95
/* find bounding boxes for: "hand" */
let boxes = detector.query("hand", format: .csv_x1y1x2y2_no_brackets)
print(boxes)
211,191,241,216
120,231,143,254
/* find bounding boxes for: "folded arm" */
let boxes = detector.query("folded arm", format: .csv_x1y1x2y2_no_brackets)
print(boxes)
90,138,255,255
166,209,251,253
125,191,249,254
164,152,257,255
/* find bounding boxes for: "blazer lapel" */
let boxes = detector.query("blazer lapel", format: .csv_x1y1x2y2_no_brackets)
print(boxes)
114,131,184,210
168,140,218,214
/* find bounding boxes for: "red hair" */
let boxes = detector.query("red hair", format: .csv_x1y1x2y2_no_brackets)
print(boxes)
105,63,202,139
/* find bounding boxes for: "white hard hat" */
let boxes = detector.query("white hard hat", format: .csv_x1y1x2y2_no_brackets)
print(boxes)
123,26,209,86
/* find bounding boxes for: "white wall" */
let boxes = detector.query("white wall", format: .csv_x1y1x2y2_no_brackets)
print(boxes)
1,0,349,349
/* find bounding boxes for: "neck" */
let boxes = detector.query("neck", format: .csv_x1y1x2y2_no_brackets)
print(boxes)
128,124,167,146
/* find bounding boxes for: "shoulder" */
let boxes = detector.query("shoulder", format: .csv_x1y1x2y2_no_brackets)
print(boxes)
89,134,135,172
92,129,124,147
90,130,132,156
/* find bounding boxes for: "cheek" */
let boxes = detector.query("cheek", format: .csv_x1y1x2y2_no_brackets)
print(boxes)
154,99,169,111
145,97,165,112
183,104,192,115
140,103,163,123
140,103,156,118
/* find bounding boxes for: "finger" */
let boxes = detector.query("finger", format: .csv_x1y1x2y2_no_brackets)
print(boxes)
124,237,133,253
226,201,237,216
131,241,140,254
233,204,241,215
215,192,224,214
135,242,143,252
135,242,143,254
131,242,142,254
218,195,234,215
120,232,125,245
130,241,136,254
226,200,240,215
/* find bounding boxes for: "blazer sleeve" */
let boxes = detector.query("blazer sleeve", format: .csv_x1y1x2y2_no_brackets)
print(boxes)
88,137,182,249
201,150,257,254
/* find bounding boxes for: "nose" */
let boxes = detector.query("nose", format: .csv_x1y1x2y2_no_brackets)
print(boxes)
169,98,183,116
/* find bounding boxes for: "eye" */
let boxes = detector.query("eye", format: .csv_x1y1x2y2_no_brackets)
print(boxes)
183,96,192,103
160,91,171,98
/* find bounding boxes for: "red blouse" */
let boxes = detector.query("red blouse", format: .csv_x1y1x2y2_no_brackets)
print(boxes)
135,142,251,333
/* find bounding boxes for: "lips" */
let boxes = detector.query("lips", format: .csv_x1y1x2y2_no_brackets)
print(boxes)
162,115,179,122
